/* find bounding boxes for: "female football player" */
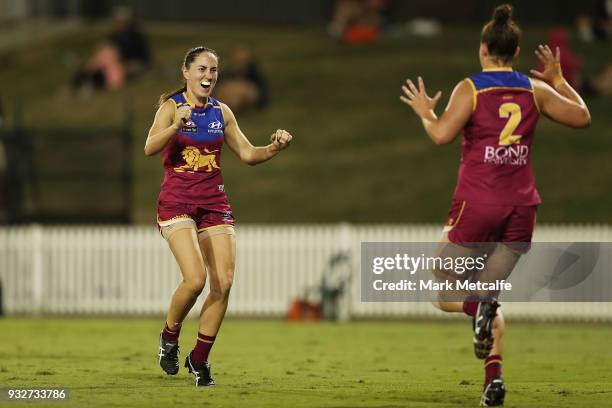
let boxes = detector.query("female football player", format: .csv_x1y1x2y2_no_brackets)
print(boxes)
145,46,293,387
400,4,590,406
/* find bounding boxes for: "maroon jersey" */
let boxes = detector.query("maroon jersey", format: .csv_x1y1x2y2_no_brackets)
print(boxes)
157,93,230,211
453,69,541,206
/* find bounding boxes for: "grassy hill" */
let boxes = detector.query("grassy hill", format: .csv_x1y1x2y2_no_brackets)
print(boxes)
1,22,610,224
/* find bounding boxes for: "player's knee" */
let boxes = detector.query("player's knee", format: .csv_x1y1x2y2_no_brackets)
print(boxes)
219,275,234,297
210,284,231,300
184,276,206,295
432,267,445,281
210,272,233,299
434,300,453,312
433,298,464,313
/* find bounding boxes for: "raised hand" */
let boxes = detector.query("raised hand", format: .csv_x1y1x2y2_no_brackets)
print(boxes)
530,44,564,87
400,76,442,118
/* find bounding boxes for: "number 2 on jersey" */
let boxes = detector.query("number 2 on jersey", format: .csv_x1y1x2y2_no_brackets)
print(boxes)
498,102,522,145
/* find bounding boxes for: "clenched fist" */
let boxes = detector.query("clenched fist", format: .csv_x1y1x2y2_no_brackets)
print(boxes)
270,129,293,151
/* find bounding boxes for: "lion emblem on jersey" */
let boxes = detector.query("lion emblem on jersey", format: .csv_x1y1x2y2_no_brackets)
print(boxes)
174,146,220,172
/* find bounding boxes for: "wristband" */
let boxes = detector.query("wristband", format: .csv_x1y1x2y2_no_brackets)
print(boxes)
552,76,566,89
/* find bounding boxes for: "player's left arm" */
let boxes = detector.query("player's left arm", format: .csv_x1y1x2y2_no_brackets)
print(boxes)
220,103,292,166
530,44,591,128
400,77,472,145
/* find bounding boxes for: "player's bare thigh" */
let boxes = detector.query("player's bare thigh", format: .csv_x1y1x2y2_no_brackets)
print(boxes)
431,232,495,311
165,222,207,289
198,226,236,295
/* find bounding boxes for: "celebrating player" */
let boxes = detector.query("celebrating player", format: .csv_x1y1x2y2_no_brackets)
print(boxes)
145,46,293,387
400,4,590,406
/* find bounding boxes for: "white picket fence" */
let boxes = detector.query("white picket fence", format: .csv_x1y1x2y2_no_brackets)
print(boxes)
1,224,612,321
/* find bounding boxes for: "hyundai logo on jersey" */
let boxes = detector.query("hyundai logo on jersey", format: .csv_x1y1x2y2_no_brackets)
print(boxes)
208,121,222,129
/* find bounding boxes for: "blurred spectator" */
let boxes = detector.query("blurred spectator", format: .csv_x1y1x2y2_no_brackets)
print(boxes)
588,64,612,95
576,0,611,42
108,7,152,77
328,0,392,44
213,46,269,113
70,41,125,92
593,0,612,40
541,28,612,97
69,6,151,95
539,29,583,92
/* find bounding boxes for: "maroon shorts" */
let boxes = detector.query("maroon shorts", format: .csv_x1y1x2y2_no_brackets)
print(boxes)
444,199,537,253
156,200,234,232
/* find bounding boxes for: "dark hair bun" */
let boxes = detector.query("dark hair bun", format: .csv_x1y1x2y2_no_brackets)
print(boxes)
492,4,513,26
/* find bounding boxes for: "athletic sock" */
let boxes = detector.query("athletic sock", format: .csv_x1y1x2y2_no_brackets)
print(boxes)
463,295,479,317
161,322,182,342
192,333,216,363
484,354,503,386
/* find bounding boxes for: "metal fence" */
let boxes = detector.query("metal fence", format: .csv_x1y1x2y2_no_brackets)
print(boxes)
1,224,611,320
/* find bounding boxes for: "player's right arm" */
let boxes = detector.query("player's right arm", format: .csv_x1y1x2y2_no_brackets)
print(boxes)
144,101,192,156
530,44,591,128
400,77,472,145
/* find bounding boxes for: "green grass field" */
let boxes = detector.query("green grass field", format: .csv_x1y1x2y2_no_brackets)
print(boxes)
1,318,611,407
1,23,610,224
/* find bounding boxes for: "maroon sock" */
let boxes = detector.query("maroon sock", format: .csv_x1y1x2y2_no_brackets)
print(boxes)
192,333,216,363
484,354,503,386
463,295,479,317
161,322,182,342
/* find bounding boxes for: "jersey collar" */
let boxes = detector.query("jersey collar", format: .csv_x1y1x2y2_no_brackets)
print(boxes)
482,67,513,72
183,92,210,109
